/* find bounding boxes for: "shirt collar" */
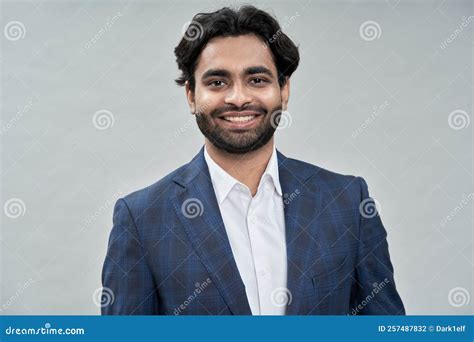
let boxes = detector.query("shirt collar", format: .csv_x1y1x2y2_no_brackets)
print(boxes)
204,144,283,204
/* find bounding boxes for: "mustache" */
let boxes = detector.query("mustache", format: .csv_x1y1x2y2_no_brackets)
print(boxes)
210,105,267,118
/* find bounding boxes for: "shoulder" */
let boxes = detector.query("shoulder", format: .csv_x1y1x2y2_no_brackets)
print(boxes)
283,155,363,189
281,155,372,210
119,162,189,211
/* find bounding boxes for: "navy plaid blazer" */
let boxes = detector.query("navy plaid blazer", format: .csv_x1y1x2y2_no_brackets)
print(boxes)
101,147,405,315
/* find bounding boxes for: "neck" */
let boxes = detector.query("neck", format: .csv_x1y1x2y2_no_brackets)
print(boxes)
205,137,275,197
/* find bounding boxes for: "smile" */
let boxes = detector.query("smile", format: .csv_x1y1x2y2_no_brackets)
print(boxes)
222,116,257,122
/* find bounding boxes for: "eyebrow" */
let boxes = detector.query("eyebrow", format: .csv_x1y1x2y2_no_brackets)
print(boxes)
201,65,275,80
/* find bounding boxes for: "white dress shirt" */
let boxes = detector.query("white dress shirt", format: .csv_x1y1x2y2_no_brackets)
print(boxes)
204,144,288,315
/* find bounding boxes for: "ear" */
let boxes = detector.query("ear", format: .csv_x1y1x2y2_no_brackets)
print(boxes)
185,81,196,114
281,77,290,111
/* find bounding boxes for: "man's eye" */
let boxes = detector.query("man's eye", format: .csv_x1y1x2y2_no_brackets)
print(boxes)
250,78,267,84
209,80,225,87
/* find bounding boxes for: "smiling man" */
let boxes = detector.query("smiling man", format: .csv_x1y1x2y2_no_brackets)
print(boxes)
101,5,405,315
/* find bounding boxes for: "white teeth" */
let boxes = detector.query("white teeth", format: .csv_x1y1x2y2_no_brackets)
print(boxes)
223,116,256,122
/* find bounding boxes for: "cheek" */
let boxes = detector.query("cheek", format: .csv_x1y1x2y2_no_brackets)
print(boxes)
257,87,282,107
194,89,222,113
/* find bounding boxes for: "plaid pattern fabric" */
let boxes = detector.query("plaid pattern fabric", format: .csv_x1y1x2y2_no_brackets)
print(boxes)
101,146,405,315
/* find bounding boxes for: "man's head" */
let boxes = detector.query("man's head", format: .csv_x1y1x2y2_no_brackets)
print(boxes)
174,6,300,154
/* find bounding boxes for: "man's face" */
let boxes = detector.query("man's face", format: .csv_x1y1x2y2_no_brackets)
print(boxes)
186,33,289,154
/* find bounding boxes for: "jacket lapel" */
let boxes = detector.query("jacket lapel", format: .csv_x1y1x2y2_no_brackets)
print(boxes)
277,151,322,315
171,147,252,315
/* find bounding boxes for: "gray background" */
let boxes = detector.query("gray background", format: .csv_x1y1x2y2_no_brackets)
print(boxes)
1,0,472,315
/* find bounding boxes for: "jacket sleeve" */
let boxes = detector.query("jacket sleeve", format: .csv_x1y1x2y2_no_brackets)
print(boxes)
349,177,405,315
101,198,159,315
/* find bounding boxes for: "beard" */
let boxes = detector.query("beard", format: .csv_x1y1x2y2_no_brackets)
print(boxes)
195,103,282,154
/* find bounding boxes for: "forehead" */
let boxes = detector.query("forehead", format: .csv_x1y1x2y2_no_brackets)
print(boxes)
195,34,277,77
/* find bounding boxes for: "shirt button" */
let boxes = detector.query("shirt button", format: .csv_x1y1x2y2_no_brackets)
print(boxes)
257,269,267,276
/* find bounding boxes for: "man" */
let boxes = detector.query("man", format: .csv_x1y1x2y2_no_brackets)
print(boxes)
101,5,405,315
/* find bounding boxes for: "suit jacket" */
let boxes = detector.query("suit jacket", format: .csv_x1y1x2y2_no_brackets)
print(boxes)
101,147,405,315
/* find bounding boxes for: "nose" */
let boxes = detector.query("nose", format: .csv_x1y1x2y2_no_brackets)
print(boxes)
224,82,252,108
